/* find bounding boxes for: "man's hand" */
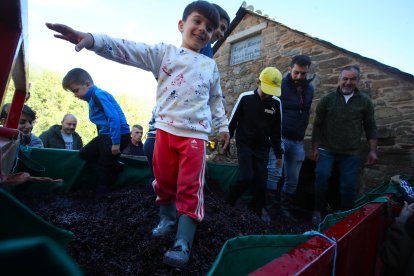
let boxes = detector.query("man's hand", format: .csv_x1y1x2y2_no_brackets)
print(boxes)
45,23,94,52
20,132,31,145
112,144,121,155
397,201,414,224
276,159,283,168
390,175,401,184
312,148,319,161
311,143,320,161
365,139,378,165
1,172,62,186
28,176,63,183
365,150,378,165
219,132,230,154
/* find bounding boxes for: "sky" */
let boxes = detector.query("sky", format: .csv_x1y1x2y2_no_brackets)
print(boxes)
28,0,414,98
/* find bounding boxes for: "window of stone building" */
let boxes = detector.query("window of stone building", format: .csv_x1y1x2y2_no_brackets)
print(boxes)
230,35,262,65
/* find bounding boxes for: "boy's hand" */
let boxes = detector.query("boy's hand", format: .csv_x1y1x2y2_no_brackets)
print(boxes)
111,144,121,155
219,132,230,154
45,23,94,52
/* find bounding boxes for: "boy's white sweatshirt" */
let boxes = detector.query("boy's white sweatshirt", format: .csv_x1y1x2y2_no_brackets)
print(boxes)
92,34,229,141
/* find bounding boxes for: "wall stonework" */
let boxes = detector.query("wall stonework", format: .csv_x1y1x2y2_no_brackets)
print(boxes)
209,12,414,193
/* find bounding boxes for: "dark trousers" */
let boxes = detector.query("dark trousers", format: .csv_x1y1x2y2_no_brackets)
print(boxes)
226,146,269,215
143,132,156,182
79,134,130,186
143,132,156,195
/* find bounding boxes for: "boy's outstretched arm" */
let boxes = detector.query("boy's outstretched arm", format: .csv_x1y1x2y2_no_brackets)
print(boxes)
45,23,94,52
219,131,230,154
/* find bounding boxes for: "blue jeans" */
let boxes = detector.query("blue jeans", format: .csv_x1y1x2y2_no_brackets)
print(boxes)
267,148,282,191
267,139,305,195
281,139,305,195
314,149,361,212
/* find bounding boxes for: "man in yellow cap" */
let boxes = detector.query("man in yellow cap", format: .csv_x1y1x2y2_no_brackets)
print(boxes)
225,67,284,222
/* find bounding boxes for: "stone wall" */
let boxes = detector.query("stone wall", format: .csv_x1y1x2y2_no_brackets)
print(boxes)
209,12,414,193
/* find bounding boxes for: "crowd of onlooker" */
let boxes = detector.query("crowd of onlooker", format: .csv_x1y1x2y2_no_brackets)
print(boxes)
0,102,145,156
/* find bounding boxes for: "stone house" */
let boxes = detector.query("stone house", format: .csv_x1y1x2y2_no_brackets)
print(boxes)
209,3,414,192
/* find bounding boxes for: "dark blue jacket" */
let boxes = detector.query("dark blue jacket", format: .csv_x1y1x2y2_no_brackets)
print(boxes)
122,141,145,156
280,74,314,141
200,42,213,58
82,85,130,144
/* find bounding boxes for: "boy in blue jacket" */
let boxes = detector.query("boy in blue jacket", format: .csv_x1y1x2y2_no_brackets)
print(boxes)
62,68,130,188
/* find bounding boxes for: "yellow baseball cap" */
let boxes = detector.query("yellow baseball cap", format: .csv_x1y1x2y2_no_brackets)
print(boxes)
259,67,282,96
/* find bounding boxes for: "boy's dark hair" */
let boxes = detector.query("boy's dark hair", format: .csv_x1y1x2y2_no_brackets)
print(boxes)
212,3,230,26
132,124,143,130
291,55,312,68
21,104,37,121
62,68,94,90
183,1,219,30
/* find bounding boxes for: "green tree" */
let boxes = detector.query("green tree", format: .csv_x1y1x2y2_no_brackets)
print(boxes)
4,67,154,144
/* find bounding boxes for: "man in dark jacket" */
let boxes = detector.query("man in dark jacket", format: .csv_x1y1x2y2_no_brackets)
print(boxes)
226,67,284,222
267,55,314,219
40,114,83,150
122,124,145,156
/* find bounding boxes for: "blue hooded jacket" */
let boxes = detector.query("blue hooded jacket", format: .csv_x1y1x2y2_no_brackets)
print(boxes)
82,85,130,144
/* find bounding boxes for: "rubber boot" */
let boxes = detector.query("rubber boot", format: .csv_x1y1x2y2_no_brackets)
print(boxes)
280,192,297,221
152,203,176,237
163,215,197,268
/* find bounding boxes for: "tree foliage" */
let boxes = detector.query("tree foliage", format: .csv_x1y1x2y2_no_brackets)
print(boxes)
4,67,154,144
